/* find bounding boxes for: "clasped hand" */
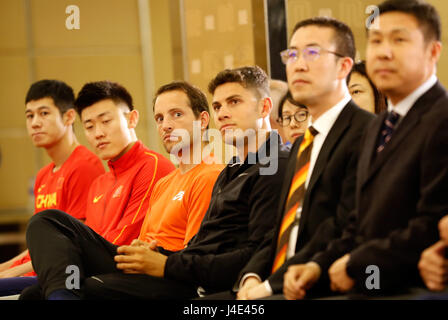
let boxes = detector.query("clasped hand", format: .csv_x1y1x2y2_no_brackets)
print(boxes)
114,239,167,278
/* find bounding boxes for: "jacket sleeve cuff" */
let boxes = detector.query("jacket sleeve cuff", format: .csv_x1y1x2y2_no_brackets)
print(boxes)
236,273,262,291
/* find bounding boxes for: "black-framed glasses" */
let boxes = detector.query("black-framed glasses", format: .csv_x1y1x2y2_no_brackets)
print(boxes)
277,110,309,127
280,46,344,65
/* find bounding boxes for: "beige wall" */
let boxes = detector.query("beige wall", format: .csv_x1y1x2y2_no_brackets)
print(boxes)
0,0,175,212
181,0,267,162
182,0,263,96
0,0,447,214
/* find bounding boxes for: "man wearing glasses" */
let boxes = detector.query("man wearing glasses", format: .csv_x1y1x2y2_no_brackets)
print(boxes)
235,17,375,300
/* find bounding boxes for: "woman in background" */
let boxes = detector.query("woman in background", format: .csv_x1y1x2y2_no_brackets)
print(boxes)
348,61,387,114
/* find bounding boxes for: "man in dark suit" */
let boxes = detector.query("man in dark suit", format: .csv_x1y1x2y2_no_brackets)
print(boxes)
234,17,374,300
283,0,448,299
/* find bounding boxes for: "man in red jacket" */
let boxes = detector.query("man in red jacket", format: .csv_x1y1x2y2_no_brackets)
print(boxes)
0,80,105,294
77,81,175,245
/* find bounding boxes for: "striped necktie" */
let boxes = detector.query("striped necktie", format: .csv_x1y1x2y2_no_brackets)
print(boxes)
271,126,318,273
376,111,400,153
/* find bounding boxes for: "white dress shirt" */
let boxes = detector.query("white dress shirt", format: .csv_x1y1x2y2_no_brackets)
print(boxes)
305,92,352,188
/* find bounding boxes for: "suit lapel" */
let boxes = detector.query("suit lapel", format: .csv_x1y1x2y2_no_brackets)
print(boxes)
366,112,419,180
298,101,355,234
363,82,446,186
358,111,386,188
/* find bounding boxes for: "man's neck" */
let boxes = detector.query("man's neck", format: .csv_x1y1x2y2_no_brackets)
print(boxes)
388,84,427,106
178,162,198,174
111,140,137,162
388,71,436,106
177,142,205,174
46,130,79,171
307,86,347,122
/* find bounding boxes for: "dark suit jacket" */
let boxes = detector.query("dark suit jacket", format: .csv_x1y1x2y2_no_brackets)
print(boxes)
313,82,448,294
237,100,375,293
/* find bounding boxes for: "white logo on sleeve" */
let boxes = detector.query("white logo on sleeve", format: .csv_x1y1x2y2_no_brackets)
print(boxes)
172,191,185,201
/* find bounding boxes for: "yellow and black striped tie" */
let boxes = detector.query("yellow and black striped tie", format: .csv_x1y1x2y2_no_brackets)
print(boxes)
271,126,318,273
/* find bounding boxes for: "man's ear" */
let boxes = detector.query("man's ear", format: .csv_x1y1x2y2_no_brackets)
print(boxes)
199,111,210,130
127,109,139,129
63,109,77,127
260,97,273,118
428,40,442,65
338,56,354,80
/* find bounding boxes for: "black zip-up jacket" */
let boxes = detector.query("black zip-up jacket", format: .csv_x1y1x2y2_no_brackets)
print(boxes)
164,132,290,293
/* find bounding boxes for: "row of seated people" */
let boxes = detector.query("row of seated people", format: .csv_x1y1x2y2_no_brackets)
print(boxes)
0,0,447,300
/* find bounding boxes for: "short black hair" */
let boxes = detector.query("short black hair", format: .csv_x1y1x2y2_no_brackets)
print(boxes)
277,91,306,119
154,81,209,117
75,81,134,116
376,0,441,42
292,16,355,60
25,79,75,115
208,66,269,99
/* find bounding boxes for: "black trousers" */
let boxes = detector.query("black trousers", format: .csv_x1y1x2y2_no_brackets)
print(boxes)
83,273,198,300
24,209,198,300
25,209,118,299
